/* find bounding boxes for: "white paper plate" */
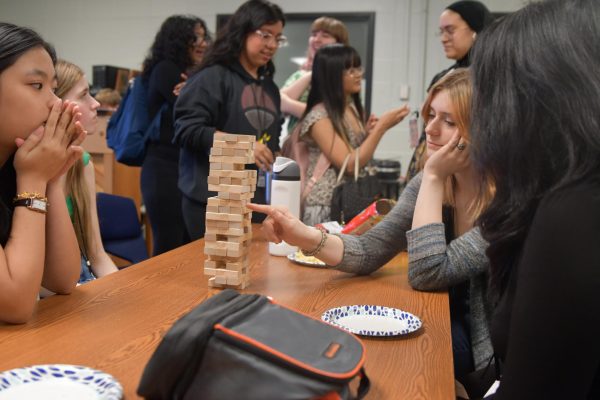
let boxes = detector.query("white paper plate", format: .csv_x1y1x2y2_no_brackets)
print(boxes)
322,305,422,336
287,251,326,267
0,364,122,400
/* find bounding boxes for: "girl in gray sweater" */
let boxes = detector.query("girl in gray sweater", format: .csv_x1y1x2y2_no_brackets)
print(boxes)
249,69,494,377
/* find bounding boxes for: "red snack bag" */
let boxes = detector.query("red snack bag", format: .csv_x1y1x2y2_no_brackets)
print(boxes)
341,199,395,235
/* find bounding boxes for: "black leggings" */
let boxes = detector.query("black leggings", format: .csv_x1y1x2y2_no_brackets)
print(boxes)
181,196,207,241
141,144,190,255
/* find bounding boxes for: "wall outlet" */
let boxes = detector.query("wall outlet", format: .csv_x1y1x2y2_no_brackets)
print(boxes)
400,84,410,100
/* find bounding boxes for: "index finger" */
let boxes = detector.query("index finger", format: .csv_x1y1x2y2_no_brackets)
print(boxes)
247,203,273,215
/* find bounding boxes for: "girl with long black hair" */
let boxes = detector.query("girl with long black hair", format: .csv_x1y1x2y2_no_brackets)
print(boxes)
470,0,600,397
297,44,409,225
174,0,285,239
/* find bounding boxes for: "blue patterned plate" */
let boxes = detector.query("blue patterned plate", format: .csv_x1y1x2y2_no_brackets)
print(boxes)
321,305,422,336
0,364,122,400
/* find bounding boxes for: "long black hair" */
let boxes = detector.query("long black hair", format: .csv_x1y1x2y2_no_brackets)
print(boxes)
470,0,600,296
199,0,285,76
0,22,56,246
142,15,209,79
303,44,364,147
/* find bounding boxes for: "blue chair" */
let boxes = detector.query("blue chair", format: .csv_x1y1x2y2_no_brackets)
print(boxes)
96,192,149,266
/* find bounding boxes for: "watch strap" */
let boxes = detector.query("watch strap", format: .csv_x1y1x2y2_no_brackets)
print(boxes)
13,197,48,214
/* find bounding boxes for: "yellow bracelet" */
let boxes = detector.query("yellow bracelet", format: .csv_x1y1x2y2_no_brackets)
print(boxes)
14,192,48,202
301,228,328,257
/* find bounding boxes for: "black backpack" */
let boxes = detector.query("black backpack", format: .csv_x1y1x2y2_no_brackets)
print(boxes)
138,289,370,400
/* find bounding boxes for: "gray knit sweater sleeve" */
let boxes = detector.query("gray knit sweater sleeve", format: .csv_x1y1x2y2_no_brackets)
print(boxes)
334,173,421,274
406,223,489,290
335,172,489,284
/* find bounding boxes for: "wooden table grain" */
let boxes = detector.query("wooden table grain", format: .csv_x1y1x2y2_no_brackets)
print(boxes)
0,228,455,399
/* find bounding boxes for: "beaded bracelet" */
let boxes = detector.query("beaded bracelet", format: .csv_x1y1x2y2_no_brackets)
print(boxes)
301,228,328,257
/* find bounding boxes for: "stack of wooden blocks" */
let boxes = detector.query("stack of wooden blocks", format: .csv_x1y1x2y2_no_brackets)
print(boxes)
204,133,257,289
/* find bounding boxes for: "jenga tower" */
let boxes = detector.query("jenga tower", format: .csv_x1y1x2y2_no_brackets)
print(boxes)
204,133,257,289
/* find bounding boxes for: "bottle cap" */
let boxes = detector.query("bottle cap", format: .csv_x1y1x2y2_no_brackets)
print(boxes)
272,157,300,181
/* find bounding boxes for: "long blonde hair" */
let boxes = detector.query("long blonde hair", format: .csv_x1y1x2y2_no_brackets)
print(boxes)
55,59,94,261
421,68,494,221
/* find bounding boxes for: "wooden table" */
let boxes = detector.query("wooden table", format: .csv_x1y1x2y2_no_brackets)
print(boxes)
0,228,454,399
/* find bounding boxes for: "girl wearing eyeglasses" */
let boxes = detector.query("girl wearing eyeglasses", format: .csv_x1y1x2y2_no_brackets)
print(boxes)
141,15,210,255
406,0,492,183
293,44,409,226
174,0,285,240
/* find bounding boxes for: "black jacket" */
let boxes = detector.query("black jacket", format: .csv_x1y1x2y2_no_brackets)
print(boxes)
173,62,281,204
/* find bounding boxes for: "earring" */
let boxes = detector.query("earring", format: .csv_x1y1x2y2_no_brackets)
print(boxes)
472,32,477,39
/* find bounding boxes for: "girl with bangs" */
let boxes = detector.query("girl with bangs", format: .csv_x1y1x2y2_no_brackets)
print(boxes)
296,44,409,225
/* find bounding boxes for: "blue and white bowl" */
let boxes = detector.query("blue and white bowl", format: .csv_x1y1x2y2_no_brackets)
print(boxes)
322,305,422,336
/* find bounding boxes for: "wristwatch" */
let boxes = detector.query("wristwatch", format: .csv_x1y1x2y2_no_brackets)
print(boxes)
13,197,48,214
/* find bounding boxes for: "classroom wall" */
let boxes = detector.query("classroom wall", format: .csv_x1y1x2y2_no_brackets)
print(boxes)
1,0,527,174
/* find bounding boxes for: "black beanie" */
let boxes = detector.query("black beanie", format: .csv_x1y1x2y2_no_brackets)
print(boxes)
446,1,492,33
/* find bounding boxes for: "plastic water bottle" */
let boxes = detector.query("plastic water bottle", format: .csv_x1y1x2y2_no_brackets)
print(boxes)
268,157,301,256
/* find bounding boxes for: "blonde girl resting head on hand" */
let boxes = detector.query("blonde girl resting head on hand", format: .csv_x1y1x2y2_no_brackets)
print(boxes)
55,60,118,283
250,68,495,384
0,23,85,323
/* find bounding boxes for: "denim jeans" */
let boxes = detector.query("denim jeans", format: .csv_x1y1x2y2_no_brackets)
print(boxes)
78,255,96,284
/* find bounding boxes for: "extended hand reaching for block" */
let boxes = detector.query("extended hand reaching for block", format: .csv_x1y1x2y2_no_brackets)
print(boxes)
247,203,344,266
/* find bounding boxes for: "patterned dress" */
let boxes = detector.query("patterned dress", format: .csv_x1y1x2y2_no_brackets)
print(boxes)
299,104,366,226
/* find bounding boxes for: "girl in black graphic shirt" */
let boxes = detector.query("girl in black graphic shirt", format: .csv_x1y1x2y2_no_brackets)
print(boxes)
174,0,285,239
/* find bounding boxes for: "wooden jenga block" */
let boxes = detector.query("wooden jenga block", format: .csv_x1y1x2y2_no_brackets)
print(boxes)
210,162,245,171
227,242,251,258
214,132,255,143
217,191,251,201
212,140,255,150
234,148,254,157
211,148,253,158
209,176,253,187
206,219,227,228
209,155,254,165
209,170,254,179
214,275,227,285
226,260,249,271
205,226,246,236
213,132,241,142
205,212,244,222
204,241,229,256
208,183,252,194
227,231,252,243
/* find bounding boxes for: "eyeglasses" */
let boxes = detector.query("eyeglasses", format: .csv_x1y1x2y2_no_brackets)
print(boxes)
254,30,288,48
435,25,470,38
344,67,365,78
193,34,210,46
